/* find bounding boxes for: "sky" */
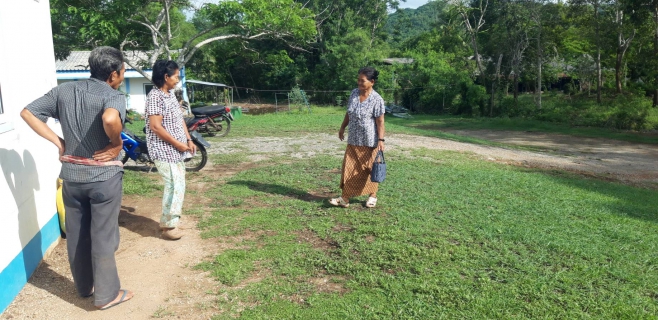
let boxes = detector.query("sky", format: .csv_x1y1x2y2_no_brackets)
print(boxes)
398,0,431,9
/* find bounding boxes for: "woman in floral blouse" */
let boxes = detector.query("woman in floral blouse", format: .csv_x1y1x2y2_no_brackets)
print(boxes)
329,67,386,208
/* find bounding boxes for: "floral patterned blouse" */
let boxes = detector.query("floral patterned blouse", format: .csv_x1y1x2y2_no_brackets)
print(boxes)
347,88,385,147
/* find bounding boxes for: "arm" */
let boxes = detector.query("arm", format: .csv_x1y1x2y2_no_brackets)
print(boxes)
338,113,349,141
182,118,196,154
375,114,385,151
149,115,190,152
20,109,66,157
92,108,124,162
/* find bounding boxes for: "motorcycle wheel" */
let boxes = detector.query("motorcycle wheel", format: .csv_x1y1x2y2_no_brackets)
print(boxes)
208,117,231,137
185,141,208,172
121,152,130,164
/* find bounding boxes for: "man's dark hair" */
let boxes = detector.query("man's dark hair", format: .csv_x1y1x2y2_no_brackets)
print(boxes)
152,60,180,88
358,67,379,82
89,46,124,82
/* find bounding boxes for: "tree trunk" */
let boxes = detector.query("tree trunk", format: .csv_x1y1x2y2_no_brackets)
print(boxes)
537,28,542,110
654,8,658,107
595,0,602,104
615,53,623,93
490,54,503,117
514,74,519,108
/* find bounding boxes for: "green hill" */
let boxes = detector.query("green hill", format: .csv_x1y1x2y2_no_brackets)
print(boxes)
386,1,447,46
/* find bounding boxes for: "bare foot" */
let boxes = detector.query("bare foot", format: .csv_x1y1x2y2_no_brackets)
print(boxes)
97,289,134,310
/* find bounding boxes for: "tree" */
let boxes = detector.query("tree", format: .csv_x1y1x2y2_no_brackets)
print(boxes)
612,0,637,93
452,0,489,86
52,0,317,79
570,0,610,103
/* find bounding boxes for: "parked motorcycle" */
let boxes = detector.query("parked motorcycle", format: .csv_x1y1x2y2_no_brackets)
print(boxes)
186,104,234,137
121,118,211,172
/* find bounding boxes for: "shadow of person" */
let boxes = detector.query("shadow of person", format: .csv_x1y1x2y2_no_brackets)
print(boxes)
118,205,162,238
123,165,158,173
227,180,327,203
0,149,42,285
27,262,95,311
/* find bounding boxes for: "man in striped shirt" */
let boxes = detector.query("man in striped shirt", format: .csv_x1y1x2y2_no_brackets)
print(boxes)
21,46,134,310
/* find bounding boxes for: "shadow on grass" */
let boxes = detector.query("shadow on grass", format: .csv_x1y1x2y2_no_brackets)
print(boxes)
227,180,328,204
535,170,658,224
123,165,157,173
118,206,162,238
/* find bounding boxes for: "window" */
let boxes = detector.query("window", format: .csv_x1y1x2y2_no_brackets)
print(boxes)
144,84,155,98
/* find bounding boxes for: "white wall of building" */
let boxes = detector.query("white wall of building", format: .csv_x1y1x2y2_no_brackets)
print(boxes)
58,71,152,114
0,0,63,314
125,77,153,114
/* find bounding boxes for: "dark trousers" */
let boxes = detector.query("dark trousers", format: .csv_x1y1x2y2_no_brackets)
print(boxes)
63,172,122,307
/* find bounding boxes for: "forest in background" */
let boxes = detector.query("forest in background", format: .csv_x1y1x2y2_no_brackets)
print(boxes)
51,0,658,130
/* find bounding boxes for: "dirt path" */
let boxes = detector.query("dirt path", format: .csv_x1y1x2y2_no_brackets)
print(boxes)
211,131,658,186
3,130,656,319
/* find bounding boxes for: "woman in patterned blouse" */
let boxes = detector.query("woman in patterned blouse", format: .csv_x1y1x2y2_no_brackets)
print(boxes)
145,60,196,240
329,67,386,208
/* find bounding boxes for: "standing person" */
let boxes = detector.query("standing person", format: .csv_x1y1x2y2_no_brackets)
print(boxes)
145,60,196,240
21,46,134,310
329,67,386,208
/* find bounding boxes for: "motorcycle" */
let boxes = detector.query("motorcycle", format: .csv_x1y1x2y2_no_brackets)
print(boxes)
186,104,234,137
121,118,211,172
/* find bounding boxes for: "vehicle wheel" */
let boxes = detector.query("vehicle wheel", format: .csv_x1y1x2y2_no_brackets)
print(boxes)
184,141,207,172
199,124,216,137
210,117,231,137
121,152,130,164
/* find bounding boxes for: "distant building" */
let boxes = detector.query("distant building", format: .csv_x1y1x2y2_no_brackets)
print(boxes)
56,51,153,114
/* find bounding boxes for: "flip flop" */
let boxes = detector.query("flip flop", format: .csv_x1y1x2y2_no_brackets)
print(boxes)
82,289,94,298
98,289,131,310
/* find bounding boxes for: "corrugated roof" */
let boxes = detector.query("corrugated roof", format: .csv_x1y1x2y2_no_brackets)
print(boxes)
382,58,414,65
186,79,230,87
56,51,152,71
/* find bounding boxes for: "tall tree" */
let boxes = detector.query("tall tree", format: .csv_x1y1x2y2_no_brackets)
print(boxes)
52,0,317,79
613,0,636,93
452,0,489,86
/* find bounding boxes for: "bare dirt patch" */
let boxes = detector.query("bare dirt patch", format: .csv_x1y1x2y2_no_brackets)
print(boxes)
206,132,658,186
440,129,658,186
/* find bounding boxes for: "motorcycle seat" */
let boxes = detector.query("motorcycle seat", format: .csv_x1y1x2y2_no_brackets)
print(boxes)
191,105,227,116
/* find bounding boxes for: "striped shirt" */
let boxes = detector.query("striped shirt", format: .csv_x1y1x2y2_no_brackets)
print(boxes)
25,78,126,183
347,89,385,147
144,88,187,163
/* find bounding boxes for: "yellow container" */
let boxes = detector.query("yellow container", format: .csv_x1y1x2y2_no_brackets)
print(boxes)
56,178,66,234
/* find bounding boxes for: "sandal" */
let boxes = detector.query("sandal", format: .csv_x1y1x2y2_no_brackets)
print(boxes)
98,289,133,310
365,197,377,208
329,197,349,208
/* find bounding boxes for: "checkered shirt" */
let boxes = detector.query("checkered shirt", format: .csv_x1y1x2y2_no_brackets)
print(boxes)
24,79,126,183
347,89,385,147
145,88,187,163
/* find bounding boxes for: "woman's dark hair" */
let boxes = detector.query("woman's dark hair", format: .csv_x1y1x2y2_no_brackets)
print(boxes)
152,60,180,88
89,46,124,82
358,67,379,82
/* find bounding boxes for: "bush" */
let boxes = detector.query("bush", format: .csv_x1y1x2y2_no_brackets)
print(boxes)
606,98,651,130
455,84,487,116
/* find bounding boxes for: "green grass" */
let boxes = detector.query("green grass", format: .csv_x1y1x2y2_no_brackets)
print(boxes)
195,151,658,319
123,170,162,195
